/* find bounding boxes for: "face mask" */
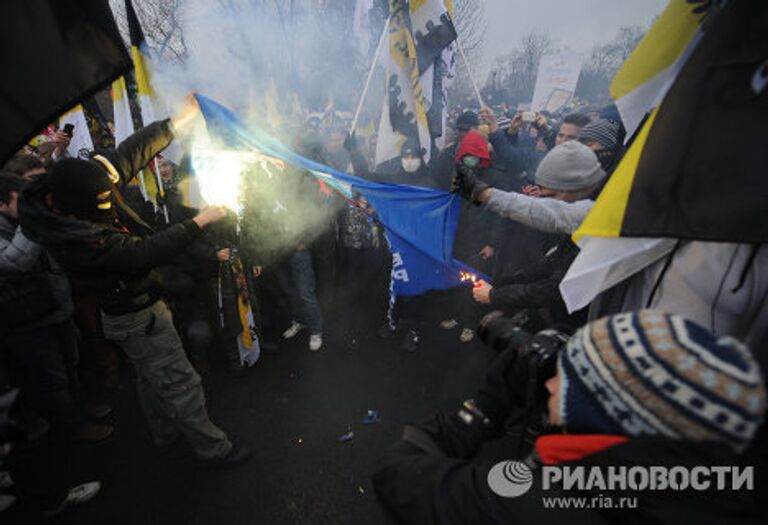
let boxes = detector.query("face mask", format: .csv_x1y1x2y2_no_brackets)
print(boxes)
462,155,481,169
401,157,422,173
596,148,615,171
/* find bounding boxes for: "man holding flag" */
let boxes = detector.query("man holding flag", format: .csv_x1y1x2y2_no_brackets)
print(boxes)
17,98,252,468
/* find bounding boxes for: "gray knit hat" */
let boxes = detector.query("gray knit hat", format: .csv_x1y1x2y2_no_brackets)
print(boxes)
578,118,620,150
534,141,606,192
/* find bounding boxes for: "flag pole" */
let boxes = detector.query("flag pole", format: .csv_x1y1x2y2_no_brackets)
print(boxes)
456,37,484,108
350,16,391,135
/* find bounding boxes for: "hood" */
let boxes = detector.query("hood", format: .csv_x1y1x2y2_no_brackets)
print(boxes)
17,174,104,249
454,130,491,168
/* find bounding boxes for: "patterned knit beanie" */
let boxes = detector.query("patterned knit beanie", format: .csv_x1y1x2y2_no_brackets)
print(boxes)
578,118,619,150
559,310,766,452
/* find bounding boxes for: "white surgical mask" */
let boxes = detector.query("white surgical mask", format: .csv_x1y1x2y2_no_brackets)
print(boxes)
401,158,422,173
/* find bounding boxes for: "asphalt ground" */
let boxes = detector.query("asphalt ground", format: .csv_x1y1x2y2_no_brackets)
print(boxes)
4,281,496,524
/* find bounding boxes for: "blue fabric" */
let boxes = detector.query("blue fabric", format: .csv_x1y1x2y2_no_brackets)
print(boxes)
195,94,484,297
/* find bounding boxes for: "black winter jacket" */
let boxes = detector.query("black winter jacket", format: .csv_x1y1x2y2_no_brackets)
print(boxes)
18,120,204,315
373,417,763,525
489,236,579,321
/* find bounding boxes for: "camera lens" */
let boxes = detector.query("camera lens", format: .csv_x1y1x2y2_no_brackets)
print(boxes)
477,311,533,353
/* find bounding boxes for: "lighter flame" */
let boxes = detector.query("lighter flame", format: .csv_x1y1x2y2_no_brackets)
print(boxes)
460,271,480,287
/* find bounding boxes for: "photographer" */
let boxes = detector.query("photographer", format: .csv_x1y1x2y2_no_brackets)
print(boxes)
16,99,251,468
373,310,766,524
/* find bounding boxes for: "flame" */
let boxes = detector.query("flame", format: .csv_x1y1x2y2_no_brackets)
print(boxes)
191,135,285,212
460,271,481,287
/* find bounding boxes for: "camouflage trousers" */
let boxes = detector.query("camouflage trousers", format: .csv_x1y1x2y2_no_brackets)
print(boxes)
101,301,231,459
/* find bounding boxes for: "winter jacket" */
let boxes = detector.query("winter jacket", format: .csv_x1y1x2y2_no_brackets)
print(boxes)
0,215,41,274
488,130,544,177
350,151,440,189
489,236,580,323
0,214,73,331
588,241,768,372
17,120,205,315
485,188,594,235
373,423,763,525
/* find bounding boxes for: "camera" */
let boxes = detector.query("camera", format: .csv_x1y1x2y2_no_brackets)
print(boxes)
478,310,571,409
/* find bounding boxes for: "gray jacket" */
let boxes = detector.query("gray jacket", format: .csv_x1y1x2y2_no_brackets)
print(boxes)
485,188,593,235
0,214,42,274
0,214,73,330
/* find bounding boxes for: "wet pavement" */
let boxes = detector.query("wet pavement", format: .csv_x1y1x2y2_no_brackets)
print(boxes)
5,293,494,524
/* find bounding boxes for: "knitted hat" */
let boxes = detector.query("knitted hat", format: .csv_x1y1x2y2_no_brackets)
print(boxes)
559,311,767,452
534,141,605,192
578,118,620,150
455,111,480,130
47,158,115,222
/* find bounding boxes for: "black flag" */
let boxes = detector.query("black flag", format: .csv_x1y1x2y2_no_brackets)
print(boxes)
0,0,132,163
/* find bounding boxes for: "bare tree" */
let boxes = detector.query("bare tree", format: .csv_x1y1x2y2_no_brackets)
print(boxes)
484,32,554,106
450,0,487,107
575,25,645,102
111,0,188,62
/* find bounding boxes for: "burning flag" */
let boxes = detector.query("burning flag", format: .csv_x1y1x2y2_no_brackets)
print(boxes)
194,94,486,298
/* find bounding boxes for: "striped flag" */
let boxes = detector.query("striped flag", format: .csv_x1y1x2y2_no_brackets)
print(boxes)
561,0,766,312
375,0,457,168
0,0,131,163
610,0,703,139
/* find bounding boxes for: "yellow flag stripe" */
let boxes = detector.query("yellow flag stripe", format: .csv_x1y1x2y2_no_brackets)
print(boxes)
131,46,154,98
112,76,127,102
610,0,701,101
573,108,659,241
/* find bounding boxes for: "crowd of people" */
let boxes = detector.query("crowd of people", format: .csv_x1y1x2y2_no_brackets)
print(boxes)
0,84,765,523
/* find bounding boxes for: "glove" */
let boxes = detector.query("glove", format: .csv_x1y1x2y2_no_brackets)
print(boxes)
450,164,489,205
472,344,525,431
343,132,357,153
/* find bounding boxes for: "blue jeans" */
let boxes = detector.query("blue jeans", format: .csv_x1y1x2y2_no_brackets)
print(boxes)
279,250,323,335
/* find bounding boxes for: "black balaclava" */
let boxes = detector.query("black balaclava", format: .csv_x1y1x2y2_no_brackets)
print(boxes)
47,158,116,223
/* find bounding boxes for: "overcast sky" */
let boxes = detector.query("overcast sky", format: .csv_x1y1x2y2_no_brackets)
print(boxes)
481,0,668,74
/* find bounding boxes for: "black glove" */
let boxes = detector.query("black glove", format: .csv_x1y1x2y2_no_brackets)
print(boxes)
472,345,524,430
450,164,489,205
343,132,357,153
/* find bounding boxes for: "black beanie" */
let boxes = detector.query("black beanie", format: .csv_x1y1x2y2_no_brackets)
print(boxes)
47,159,115,221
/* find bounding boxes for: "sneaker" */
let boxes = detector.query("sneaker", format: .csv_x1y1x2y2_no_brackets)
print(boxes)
206,444,252,469
459,328,475,343
402,329,419,353
0,470,13,490
41,481,101,518
309,334,323,351
0,494,17,513
78,422,113,442
440,319,459,329
282,321,305,339
85,402,113,418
